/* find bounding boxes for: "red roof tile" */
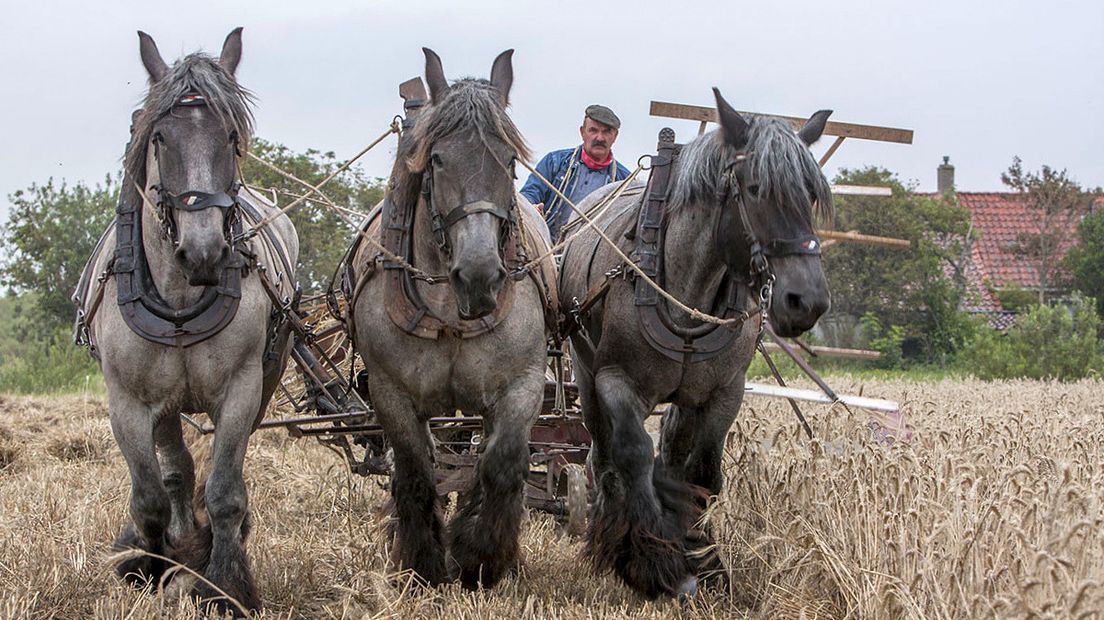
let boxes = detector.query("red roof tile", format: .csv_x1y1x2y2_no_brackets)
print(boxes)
955,192,1080,291
926,191,1088,327
958,191,1077,291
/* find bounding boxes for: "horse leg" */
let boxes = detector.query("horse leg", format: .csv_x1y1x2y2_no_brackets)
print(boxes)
448,372,543,589
372,381,448,585
685,387,743,495
677,387,746,589
575,363,611,483
183,382,263,616
154,414,196,543
108,392,172,586
588,367,696,599
658,404,698,483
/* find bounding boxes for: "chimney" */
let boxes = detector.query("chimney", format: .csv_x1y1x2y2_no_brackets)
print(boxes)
937,156,955,194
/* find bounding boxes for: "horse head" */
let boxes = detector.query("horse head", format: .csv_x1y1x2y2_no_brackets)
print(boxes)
132,29,250,286
711,88,833,337
411,48,527,320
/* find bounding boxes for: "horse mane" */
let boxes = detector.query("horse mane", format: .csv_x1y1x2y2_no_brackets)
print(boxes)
389,78,531,207
124,53,255,190
668,117,833,225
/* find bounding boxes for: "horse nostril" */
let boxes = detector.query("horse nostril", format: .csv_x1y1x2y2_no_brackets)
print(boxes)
785,292,805,312
175,247,190,267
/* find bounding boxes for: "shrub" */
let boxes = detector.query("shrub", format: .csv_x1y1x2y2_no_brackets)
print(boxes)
962,295,1103,380
0,326,102,395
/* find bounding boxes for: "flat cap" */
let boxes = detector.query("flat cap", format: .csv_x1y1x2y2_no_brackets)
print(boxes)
585,104,621,129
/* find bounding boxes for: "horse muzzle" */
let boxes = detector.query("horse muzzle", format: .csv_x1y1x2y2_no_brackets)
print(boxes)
451,263,507,320
175,242,229,286
770,284,830,337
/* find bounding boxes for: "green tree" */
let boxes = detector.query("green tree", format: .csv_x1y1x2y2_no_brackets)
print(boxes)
0,176,118,327
1066,209,1104,318
240,138,387,293
822,167,974,364
1001,157,1093,304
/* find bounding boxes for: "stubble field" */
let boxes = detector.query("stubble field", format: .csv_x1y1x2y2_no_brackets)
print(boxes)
0,377,1101,619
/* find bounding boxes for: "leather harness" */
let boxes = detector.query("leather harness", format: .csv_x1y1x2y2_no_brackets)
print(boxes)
74,94,295,357
342,187,558,341
564,127,823,365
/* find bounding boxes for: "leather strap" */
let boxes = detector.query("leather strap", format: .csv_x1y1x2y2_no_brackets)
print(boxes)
113,183,246,348
631,128,744,364
378,193,517,340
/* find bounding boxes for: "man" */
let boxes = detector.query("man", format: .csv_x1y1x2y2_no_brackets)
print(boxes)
520,104,631,240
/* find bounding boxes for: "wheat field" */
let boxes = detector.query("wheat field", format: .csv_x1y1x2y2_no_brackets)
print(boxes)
0,378,1101,619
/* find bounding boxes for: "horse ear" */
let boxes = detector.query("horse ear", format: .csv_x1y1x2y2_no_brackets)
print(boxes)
712,88,749,149
137,31,169,83
489,49,514,106
798,110,832,146
423,47,450,102
219,27,244,76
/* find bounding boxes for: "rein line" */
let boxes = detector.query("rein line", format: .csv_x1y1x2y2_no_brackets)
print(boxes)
234,118,402,244
516,157,756,329
240,133,448,285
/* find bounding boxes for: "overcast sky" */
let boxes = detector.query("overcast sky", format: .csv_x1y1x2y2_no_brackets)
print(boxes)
2,0,1101,222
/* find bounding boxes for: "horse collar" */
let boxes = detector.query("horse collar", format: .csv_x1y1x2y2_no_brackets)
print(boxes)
112,184,248,348
377,190,519,340
631,128,748,365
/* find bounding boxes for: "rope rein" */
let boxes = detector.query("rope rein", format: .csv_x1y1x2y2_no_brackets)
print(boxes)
228,116,759,330
516,158,754,328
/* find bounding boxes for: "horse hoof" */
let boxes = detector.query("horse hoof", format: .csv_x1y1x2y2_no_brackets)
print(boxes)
112,524,165,586
676,576,698,605
191,581,257,618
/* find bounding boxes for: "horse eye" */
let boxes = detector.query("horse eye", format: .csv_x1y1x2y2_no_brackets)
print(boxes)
746,184,761,197
431,153,444,167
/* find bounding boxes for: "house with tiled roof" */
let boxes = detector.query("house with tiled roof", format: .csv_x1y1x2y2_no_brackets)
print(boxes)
934,159,1099,328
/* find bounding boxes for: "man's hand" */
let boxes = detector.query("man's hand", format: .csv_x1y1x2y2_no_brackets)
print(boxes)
533,202,544,215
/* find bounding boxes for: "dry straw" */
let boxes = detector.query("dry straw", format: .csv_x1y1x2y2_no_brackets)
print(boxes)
0,378,1101,618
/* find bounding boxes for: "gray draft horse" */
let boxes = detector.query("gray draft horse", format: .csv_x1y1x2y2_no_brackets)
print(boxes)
76,29,297,614
346,49,551,589
558,89,833,598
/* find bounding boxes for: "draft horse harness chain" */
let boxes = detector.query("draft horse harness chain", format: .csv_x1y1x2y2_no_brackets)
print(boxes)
74,94,296,360
565,128,822,365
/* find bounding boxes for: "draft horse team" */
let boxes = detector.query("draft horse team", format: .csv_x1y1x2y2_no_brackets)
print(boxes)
74,27,834,614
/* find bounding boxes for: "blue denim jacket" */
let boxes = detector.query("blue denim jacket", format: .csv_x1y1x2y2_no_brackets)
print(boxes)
519,146,631,240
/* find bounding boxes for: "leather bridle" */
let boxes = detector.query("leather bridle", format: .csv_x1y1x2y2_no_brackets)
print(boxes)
419,153,518,258
716,156,822,319
148,94,243,250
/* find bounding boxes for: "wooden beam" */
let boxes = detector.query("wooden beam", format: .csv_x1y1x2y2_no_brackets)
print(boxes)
760,342,882,361
650,100,914,144
816,229,911,249
744,382,899,413
819,136,846,167
831,184,893,196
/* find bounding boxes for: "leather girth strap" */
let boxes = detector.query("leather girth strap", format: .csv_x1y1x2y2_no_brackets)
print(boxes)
632,128,744,364
378,194,518,340
113,184,246,348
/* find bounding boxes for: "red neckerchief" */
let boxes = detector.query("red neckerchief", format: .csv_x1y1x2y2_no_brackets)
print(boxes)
580,147,613,171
